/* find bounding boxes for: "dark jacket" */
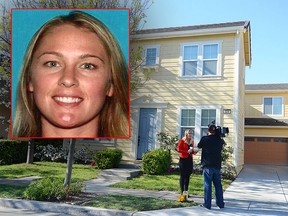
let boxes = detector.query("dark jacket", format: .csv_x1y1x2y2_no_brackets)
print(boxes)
197,135,224,170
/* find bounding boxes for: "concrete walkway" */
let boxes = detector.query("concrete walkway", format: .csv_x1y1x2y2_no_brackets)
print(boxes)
0,165,287,215
135,165,288,215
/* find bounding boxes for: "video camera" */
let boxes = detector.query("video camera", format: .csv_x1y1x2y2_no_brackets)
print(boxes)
208,120,229,137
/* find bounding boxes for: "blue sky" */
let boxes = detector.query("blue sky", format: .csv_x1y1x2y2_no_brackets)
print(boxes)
143,0,288,84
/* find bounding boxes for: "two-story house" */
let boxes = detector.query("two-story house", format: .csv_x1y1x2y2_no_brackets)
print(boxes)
120,21,252,173
244,84,288,165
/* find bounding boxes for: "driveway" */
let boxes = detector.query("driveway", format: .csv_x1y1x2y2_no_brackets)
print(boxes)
135,165,288,215
222,165,288,215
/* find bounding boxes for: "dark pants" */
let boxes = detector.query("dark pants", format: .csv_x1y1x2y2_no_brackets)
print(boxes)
179,157,193,194
180,173,190,194
203,167,225,209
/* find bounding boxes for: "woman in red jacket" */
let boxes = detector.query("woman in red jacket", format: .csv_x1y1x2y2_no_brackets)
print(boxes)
177,129,197,196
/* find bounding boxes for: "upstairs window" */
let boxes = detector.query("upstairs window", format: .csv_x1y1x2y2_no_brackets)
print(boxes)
183,45,198,76
203,44,218,75
146,48,157,65
181,41,221,78
144,45,160,66
263,96,283,115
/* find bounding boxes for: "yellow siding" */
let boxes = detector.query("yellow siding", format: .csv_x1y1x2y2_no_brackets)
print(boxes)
245,127,288,137
131,33,245,169
245,91,288,118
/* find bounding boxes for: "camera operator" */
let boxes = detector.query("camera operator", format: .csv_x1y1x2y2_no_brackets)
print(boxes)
197,124,225,210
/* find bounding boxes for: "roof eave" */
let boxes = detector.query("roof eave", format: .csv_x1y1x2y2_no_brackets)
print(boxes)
245,126,288,129
246,90,288,93
132,26,246,40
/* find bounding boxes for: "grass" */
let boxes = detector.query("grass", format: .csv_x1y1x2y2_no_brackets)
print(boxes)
0,161,99,181
0,184,26,198
83,195,196,211
110,172,232,196
0,162,232,211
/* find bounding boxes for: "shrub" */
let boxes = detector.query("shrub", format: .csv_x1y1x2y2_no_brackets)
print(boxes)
34,144,93,164
93,148,123,169
34,145,67,162
24,177,83,201
142,149,171,175
0,140,28,165
221,164,237,180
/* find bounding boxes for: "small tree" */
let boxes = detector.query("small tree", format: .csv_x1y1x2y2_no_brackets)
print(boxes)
157,132,179,152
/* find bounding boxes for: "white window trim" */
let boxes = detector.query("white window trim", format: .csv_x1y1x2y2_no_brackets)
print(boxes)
178,105,222,144
179,40,223,80
143,44,160,66
262,96,284,116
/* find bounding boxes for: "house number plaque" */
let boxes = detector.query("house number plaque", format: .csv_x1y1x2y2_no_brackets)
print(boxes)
223,109,232,114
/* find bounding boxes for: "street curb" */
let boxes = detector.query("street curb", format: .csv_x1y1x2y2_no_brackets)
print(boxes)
0,198,135,216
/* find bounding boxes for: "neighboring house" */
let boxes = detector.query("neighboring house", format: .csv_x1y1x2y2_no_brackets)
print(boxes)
244,84,288,165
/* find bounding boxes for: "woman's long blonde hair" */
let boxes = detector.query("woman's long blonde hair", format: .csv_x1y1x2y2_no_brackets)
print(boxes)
182,129,193,145
13,11,129,138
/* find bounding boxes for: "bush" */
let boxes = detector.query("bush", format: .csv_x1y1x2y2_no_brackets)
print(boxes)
142,149,171,175
34,145,67,162
34,144,93,164
221,164,237,180
93,148,123,169
24,177,83,201
0,140,28,165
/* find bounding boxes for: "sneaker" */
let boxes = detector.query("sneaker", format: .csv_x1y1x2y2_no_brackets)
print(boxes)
183,191,189,197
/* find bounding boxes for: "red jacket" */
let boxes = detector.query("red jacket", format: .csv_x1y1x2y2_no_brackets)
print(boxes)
177,139,195,158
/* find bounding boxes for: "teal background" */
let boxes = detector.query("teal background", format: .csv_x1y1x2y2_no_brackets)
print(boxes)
11,9,129,120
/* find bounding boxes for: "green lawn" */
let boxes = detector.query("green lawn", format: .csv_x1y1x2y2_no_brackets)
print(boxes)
0,161,99,181
83,195,196,211
111,172,232,196
0,162,232,211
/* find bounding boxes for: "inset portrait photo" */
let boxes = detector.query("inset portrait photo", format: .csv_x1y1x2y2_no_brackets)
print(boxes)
11,9,129,139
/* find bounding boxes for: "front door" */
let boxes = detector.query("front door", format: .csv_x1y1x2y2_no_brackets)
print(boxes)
137,108,157,159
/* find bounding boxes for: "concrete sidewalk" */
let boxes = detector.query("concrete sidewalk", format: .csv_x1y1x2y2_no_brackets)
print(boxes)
134,165,288,215
0,165,287,215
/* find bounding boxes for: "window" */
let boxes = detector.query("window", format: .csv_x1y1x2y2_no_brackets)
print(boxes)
144,45,160,66
263,96,283,115
183,45,198,76
146,48,156,65
180,109,196,137
203,44,218,75
245,137,255,142
179,106,220,142
201,109,216,137
181,41,221,78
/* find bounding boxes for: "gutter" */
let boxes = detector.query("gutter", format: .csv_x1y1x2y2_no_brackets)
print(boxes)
132,26,246,40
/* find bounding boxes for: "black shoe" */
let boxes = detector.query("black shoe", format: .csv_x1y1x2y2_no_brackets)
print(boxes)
199,204,211,210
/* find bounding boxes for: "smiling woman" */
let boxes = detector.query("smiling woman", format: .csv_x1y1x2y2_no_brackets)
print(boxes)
11,10,129,138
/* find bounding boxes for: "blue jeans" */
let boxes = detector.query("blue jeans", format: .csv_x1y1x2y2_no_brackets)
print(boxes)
203,167,225,209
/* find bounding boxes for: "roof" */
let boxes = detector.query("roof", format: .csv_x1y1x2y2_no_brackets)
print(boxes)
136,21,250,35
246,83,288,92
245,118,288,127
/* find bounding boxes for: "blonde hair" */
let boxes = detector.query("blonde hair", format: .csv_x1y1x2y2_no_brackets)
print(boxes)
182,129,193,145
13,11,129,137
